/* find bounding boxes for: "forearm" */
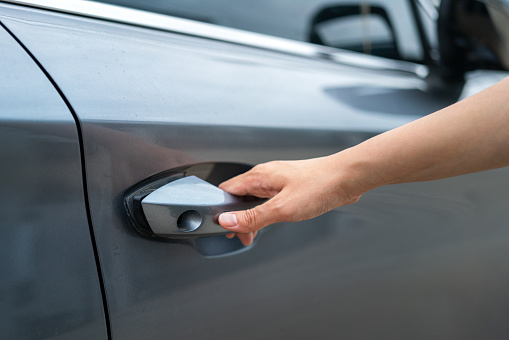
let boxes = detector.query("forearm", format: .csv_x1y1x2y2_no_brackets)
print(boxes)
218,77,509,242
337,77,509,194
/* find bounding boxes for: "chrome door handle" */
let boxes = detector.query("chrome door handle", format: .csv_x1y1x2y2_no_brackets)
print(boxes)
128,175,264,239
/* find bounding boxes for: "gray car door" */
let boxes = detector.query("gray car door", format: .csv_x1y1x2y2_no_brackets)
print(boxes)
3,1,509,339
0,14,107,340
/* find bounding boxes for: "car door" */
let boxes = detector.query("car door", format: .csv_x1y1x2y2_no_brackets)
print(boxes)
95,0,426,62
0,12,107,340
3,1,509,339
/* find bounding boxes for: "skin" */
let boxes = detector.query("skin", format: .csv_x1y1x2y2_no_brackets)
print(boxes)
218,77,509,246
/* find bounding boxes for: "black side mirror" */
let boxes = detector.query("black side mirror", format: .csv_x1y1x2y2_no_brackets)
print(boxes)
438,0,509,80
308,5,401,60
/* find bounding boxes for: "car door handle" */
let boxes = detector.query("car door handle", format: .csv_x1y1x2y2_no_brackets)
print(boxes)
130,175,265,239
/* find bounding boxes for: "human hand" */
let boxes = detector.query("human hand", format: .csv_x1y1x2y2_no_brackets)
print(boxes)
222,77,509,246
218,155,364,246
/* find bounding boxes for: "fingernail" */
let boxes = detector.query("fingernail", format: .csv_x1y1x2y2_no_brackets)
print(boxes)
219,213,238,228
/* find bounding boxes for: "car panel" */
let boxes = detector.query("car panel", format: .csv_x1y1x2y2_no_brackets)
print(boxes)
92,0,425,62
1,0,428,77
0,20,107,339
3,2,509,339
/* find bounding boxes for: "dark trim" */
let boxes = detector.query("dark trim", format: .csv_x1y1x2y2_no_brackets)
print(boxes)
408,0,433,65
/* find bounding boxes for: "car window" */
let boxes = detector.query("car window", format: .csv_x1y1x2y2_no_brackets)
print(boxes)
93,0,427,62
95,0,356,42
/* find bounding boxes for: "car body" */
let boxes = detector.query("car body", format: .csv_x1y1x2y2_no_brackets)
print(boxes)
1,0,509,339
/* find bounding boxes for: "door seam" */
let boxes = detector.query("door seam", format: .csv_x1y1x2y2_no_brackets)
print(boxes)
0,20,112,340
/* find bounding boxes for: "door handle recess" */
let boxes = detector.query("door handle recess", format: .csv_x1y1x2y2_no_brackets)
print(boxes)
125,175,265,239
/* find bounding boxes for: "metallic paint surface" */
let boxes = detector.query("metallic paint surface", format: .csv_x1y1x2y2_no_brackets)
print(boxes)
3,4,509,339
0,0,429,76
0,22,107,339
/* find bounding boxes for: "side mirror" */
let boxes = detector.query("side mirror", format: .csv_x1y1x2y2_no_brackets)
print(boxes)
308,1,509,82
438,0,509,79
308,5,401,60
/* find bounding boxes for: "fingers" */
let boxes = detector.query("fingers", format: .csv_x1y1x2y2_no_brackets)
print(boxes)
225,230,259,246
219,200,278,234
219,167,278,247
219,163,283,198
237,232,255,246
218,162,296,246
219,172,256,196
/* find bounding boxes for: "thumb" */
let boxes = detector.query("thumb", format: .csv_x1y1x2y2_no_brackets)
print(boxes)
219,202,276,233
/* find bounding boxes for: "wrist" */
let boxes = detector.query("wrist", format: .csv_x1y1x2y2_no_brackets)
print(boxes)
327,147,386,201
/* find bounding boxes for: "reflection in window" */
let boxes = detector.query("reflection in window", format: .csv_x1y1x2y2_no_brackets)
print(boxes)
93,0,423,61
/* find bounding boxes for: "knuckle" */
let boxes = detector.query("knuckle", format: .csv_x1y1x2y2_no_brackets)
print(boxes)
271,199,292,222
346,194,362,205
252,163,266,173
267,160,283,171
256,161,278,172
242,208,259,231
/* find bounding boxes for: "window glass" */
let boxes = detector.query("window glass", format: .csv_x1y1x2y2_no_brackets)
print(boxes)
94,0,424,61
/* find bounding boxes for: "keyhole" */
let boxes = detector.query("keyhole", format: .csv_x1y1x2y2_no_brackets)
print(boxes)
177,210,202,232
